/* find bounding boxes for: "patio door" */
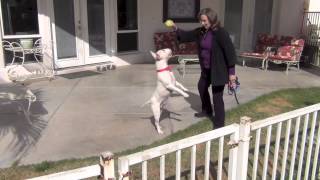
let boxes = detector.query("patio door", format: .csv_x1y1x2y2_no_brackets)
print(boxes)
52,0,110,68
224,0,273,51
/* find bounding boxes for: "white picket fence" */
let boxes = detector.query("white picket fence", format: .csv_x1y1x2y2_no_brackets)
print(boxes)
28,103,320,180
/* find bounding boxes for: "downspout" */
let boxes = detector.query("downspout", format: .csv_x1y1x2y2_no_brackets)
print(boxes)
0,16,4,68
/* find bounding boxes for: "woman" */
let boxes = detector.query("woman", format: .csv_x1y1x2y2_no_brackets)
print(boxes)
171,8,237,129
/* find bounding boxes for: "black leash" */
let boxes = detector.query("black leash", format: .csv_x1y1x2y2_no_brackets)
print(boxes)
232,89,240,105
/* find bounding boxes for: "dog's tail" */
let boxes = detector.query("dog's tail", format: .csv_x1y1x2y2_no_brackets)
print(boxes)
141,99,151,107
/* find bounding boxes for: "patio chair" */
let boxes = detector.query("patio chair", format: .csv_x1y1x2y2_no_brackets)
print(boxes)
265,39,305,74
239,33,278,68
1,41,25,65
33,39,45,63
5,39,55,83
279,35,294,46
2,41,14,65
10,42,25,65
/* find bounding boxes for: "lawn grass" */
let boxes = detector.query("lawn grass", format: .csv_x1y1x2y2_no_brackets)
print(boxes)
1,87,320,180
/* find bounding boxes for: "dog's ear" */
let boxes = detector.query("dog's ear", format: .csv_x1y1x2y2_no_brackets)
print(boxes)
150,51,160,60
150,51,157,59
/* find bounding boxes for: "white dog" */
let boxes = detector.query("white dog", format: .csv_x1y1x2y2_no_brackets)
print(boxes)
145,48,189,134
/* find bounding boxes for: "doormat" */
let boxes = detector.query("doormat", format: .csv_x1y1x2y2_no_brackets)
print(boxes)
59,70,102,79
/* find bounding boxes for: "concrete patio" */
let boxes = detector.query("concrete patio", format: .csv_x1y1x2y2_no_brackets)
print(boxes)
0,63,320,168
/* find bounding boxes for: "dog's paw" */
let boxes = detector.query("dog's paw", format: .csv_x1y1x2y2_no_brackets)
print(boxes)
156,125,164,134
157,129,164,134
183,93,189,98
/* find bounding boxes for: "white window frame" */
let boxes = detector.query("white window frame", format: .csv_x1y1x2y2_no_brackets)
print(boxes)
0,0,41,39
115,0,140,54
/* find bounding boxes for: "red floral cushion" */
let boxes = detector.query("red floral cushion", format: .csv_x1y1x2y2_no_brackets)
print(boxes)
279,36,294,46
291,39,305,47
255,33,279,53
177,42,198,54
269,43,303,61
242,34,305,62
154,32,198,55
154,32,179,54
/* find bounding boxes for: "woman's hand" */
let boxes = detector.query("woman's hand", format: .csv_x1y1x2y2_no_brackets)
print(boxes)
165,19,178,31
172,22,178,31
229,75,237,89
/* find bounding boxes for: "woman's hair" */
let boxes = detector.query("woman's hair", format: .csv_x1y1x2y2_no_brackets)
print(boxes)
198,8,220,29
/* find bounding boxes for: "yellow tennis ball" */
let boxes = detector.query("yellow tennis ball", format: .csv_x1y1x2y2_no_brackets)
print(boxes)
164,19,174,27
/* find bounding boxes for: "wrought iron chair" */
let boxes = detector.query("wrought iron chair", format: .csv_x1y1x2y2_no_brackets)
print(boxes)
3,39,55,83
32,39,55,80
2,41,14,64
0,41,37,117
2,40,11,51
33,39,44,63
10,41,25,65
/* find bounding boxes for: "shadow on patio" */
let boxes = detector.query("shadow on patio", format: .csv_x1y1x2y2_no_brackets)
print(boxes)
0,89,48,167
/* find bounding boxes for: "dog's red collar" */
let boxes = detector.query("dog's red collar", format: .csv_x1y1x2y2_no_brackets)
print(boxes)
157,66,172,72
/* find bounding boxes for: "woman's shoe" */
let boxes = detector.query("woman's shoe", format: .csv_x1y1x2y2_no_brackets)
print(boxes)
194,111,212,118
213,124,224,130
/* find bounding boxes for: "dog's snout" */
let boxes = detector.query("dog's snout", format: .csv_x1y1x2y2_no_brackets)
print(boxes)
166,49,173,57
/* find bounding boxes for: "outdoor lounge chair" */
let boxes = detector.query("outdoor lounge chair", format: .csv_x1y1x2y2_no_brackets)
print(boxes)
239,33,295,68
154,31,198,77
239,33,279,68
265,39,305,74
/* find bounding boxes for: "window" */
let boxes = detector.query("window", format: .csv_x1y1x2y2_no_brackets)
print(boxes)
1,0,39,36
117,0,138,52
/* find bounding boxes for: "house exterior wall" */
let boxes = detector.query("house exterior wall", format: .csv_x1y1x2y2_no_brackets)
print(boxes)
275,0,305,36
0,22,3,68
0,0,309,68
138,0,222,63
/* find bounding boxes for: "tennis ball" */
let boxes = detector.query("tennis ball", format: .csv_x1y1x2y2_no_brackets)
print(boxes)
164,19,174,27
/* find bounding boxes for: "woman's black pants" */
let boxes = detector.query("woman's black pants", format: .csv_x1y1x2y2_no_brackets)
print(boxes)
198,69,225,127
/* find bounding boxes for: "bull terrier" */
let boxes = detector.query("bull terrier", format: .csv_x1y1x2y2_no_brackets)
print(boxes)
145,48,189,134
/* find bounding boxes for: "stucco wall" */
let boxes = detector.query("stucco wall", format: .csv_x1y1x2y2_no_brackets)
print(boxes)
275,0,305,36
138,0,222,63
0,0,307,67
138,0,306,62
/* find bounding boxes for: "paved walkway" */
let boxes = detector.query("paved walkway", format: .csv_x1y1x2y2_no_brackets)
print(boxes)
0,64,320,167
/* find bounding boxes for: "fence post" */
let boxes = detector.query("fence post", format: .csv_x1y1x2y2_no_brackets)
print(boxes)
118,157,130,180
236,116,252,180
99,152,116,180
228,124,240,180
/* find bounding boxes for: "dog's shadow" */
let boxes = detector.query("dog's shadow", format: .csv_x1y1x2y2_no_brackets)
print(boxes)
146,107,182,134
144,91,201,133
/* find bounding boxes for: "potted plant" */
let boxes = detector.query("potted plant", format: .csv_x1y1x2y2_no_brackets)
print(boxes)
20,38,33,49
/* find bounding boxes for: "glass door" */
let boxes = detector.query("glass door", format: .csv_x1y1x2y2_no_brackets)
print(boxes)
82,0,110,64
224,0,273,51
252,0,274,46
224,0,243,50
52,0,83,68
52,0,110,68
